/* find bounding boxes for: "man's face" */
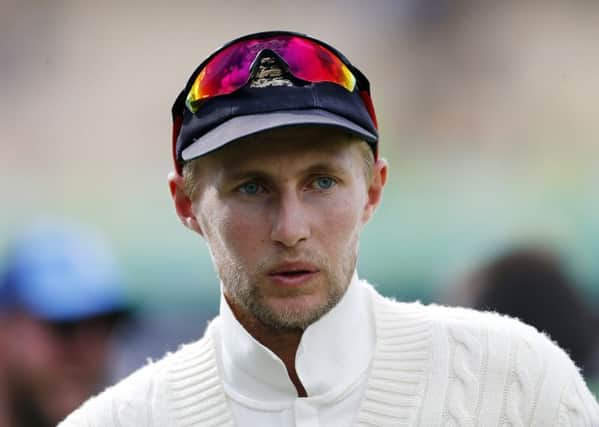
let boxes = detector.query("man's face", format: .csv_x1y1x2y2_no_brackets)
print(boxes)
172,127,386,330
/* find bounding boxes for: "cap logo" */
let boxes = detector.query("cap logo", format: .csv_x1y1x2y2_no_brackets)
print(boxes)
249,56,294,88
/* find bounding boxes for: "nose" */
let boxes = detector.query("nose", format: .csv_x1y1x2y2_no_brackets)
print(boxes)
270,191,310,247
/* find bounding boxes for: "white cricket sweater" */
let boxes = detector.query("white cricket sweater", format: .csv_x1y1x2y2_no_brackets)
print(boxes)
216,274,376,426
60,283,599,426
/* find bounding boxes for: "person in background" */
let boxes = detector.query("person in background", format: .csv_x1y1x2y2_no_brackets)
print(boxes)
446,245,599,397
0,219,131,427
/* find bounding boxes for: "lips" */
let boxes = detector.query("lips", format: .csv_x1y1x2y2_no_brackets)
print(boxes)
268,262,319,286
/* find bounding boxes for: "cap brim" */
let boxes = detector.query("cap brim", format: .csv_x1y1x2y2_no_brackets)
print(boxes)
181,109,377,162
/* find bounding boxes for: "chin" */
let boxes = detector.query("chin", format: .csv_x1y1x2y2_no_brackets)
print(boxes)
259,293,335,330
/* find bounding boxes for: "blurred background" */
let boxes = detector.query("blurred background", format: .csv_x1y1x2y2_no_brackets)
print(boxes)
1,0,598,419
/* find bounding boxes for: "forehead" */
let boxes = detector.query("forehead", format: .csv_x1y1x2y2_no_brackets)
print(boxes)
197,126,361,175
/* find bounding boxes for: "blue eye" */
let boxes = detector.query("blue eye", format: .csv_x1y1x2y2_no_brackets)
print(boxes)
314,177,335,190
239,182,262,194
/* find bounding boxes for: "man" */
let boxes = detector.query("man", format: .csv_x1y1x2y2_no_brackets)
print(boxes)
61,31,598,426
0,219,130,427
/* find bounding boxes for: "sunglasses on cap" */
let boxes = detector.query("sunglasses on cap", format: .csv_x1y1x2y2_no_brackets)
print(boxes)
171,31,378,172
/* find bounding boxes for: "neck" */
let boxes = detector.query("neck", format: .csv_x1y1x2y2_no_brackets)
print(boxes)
225,297,308,397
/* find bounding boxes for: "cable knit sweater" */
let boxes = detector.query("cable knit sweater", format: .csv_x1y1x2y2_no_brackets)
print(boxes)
60,287,599,426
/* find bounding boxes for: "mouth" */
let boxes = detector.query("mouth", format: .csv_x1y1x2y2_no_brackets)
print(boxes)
268,263,319,286
272,269,314,276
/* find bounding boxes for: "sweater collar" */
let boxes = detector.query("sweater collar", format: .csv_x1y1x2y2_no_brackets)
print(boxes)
218,272,375,402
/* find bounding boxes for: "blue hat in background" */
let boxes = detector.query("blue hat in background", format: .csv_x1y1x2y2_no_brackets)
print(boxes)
0,218,130,321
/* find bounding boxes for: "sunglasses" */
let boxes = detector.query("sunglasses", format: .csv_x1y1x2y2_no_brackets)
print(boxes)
186,33,360,113
171,31,378,171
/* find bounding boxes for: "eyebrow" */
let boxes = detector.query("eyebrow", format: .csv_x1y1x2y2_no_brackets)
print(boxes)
222,161,349,183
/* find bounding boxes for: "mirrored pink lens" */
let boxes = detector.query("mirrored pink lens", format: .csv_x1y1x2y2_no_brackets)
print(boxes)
186,35,356,113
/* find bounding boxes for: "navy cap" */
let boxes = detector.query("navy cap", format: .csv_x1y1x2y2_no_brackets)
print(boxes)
171,33,379,172
0,219,130,321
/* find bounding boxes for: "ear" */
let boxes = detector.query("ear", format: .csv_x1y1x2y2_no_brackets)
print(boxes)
362,158,388,224
168,171,204,236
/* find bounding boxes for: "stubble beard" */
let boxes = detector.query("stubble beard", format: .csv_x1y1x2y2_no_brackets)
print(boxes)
216,245,358,331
